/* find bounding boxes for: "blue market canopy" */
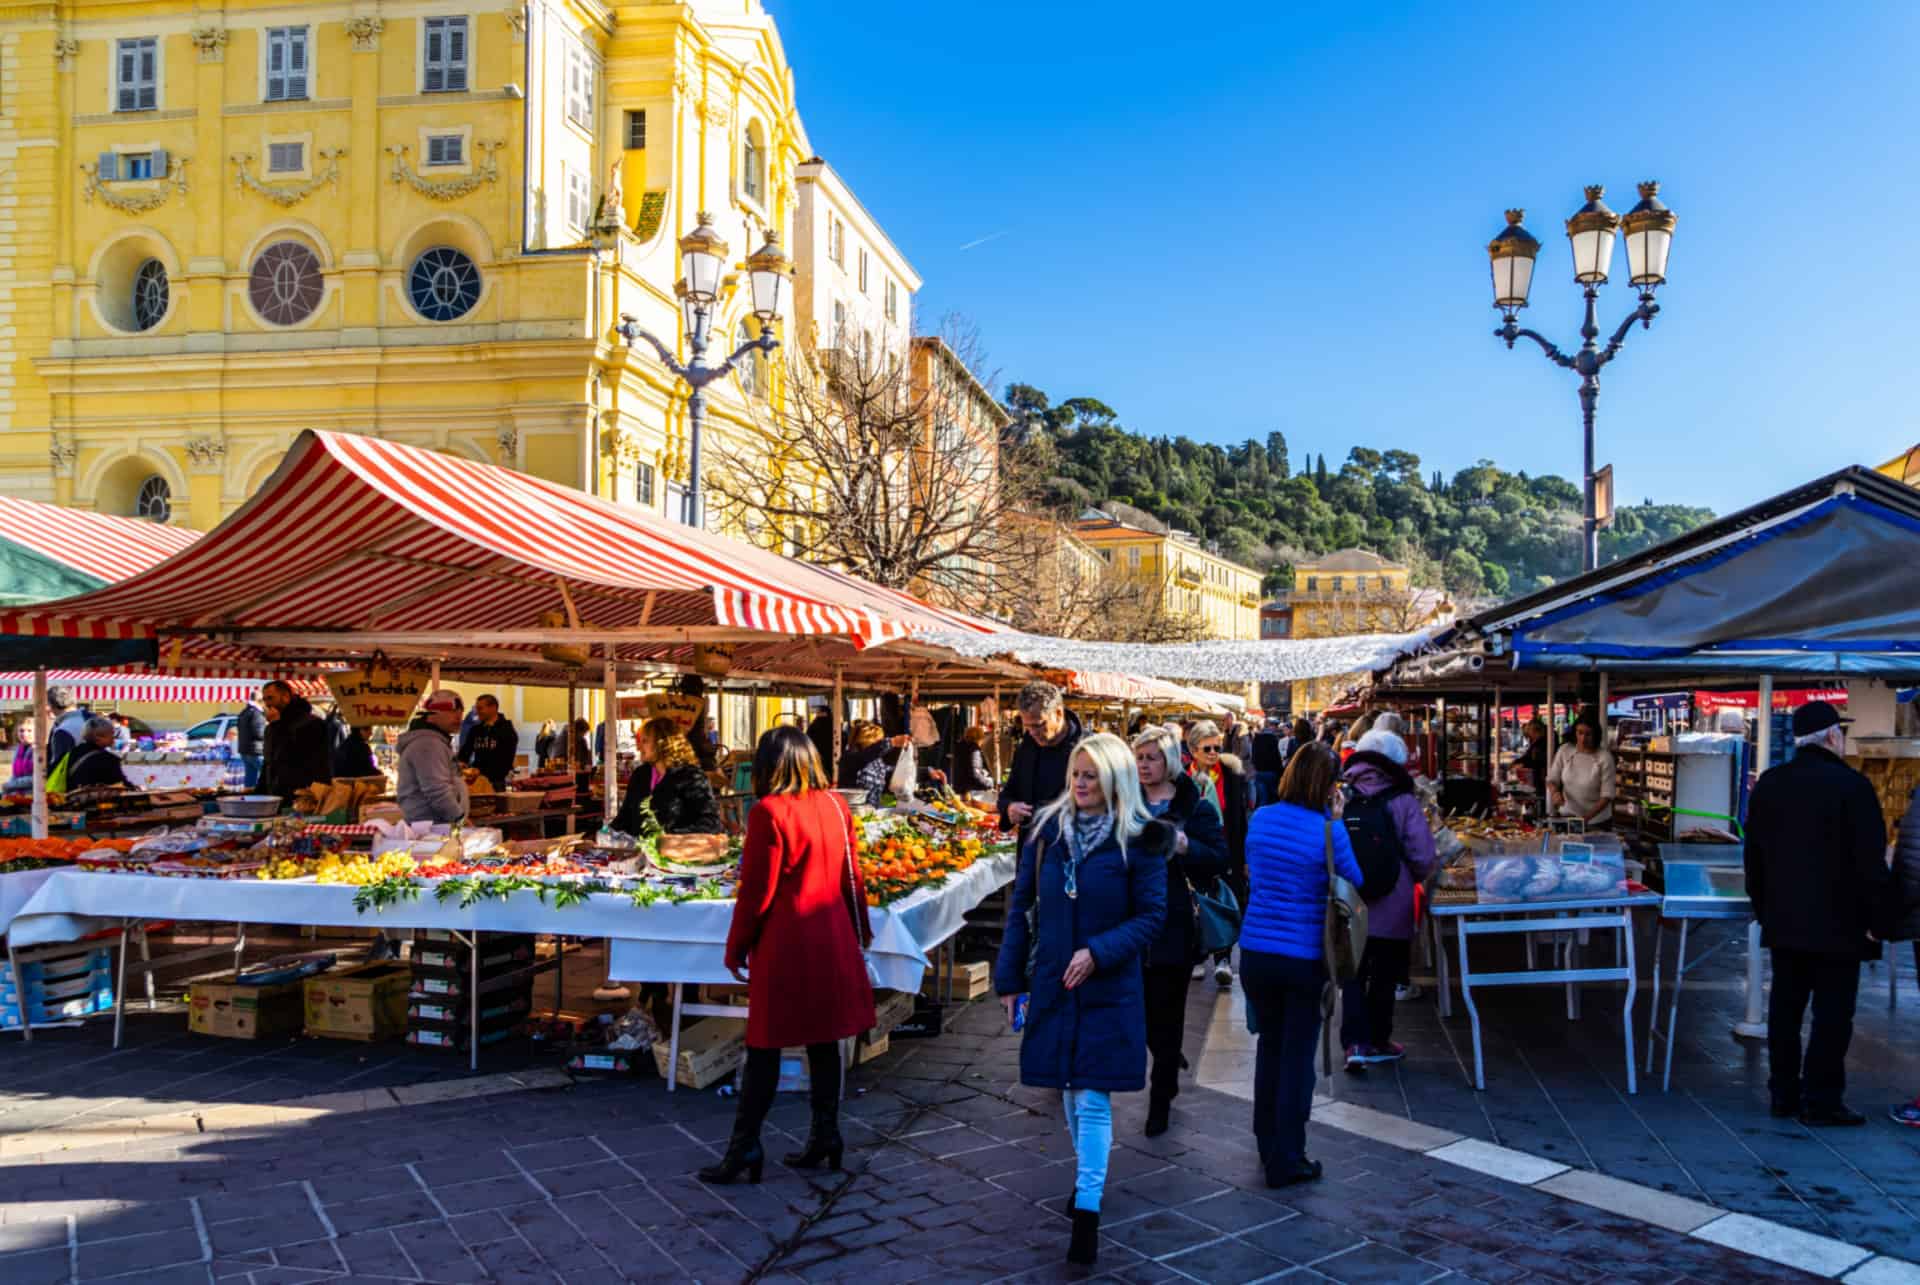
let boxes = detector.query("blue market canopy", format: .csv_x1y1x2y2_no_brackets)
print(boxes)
1471,467,1920,678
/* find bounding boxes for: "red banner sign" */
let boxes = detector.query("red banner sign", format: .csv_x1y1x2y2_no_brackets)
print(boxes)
1694,688,1847,714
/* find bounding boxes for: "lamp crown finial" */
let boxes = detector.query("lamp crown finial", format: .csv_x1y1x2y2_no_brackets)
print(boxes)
1504,208,1525,225
695,209,714,225
1583,184,1605,201
1638,180,1660,198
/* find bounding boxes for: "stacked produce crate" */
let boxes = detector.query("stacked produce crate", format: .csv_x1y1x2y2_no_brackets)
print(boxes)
0,943,113,1030
406,931,536,1053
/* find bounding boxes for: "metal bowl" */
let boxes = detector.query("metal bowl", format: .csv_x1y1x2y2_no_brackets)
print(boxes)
215,795,282,818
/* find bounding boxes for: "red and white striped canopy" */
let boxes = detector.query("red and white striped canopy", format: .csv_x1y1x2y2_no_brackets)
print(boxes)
0,431,1004,685
0,672,329,705
0,494,200,584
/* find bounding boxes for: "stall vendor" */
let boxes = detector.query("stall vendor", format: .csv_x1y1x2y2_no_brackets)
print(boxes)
612,717,723,835
458,694,520,789
397,690,468,824
64,716,129,789
1547,718,1615,827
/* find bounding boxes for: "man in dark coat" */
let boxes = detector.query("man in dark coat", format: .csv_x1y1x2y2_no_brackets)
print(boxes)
235,699,267,789
258,680,332,803
1884,779,1920,1125
996,681,1084,852
457,694,520,789
1745,702,1888,1126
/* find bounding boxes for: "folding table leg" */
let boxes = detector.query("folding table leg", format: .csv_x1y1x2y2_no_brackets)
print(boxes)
7,941,26,1043
1622,909,1639,1095
666,982,683,1094
1661,919,1688,1093
113,922,131,1049
1457,919,1484,1091
1434,916,1452,1019
1645,919,1665,1074
140,929,155,1009
469,934,480,1074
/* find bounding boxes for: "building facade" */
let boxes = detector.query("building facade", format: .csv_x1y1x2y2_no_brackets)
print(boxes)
793,158,917,365
1073,511,1261,641
0,0,885,537
1258,595,1292,718
1288,547,1451,714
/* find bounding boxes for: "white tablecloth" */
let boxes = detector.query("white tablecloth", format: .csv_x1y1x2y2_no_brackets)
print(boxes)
0,868,58,940
3,851,1018,993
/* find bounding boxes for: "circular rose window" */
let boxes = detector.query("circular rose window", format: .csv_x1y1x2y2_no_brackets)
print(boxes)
247,241,324,325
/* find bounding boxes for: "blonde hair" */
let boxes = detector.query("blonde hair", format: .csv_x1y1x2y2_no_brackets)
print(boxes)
640,717,699,771
848,720,884,752
1130,726,1185,781
1033,732,1153,863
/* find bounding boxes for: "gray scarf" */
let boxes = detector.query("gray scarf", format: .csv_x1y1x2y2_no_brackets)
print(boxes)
1063,810,1114,899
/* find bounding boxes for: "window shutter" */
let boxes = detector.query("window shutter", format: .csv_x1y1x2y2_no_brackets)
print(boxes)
424,22,444,91
97,152,118,182
447,23,466,89
288,30,307,98
149,148,169,178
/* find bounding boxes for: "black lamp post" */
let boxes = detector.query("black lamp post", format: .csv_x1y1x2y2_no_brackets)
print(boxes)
616,212,793,527
1488,183,1677,572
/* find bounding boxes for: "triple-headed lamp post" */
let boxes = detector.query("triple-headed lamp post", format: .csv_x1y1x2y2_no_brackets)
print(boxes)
617,211,793,528
1487,182,1678,572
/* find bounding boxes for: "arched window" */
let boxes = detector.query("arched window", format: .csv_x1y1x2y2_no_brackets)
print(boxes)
407,247,481,321
135,474,171,522
735,320,763,397
132,259,169,331
742,128,765,203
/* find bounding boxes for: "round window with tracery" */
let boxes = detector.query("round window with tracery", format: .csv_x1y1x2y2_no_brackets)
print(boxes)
132,259,169,331
135,475,171,522
407,247,482,322
248,241,324,326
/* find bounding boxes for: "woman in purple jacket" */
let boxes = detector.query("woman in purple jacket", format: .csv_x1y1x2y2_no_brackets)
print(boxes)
1339,728,1437,1070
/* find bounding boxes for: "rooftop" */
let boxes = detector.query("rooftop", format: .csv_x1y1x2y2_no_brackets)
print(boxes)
1298,547,1400,573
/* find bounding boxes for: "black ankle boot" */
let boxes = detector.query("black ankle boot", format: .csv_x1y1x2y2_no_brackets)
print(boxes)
784,1105,844,1170
697,1118,765,1185
1144,1094,1171,1138
1066,1208,1099,1265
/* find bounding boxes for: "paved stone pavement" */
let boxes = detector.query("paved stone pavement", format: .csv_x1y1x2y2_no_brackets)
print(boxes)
1319,919,1920,1263
0,980,1826,1283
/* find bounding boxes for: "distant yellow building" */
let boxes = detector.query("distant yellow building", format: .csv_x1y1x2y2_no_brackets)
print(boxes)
1073,511,1262,641
1289,548,1451,714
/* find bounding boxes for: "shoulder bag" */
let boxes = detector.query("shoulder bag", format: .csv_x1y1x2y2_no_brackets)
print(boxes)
1320,813,1368,1075
832,793,884,988
1192,874,1242,958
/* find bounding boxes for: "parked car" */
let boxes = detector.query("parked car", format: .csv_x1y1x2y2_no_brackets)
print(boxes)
183,714,238,745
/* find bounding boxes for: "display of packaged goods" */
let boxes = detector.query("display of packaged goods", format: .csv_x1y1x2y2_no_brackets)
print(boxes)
651,1017,746,1089
1473,845,1627,903
304,962,410,1041
189,977,308,1040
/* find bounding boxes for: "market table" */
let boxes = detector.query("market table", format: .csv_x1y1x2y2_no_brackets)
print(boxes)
0,867,59,935
1645,850,1751,1092
1429,890,1662,1094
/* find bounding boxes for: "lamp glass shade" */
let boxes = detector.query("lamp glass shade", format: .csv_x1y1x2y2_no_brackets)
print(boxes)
744,232,792,323
678,212,730,303
677,285,699,339
1622,181,1677,287
1564,186,1620,285
1487,209,1541,309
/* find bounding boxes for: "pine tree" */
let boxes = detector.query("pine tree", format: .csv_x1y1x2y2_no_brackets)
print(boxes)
1315,454,1328,488
1265,430,1290,479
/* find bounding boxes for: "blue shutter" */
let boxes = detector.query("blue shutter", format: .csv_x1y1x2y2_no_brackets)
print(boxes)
149,148,169,179
96,152,118,182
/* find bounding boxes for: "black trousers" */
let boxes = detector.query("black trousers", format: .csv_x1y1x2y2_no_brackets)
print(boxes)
1143,962,1194,1102
1338,936,1411,1052
737,1043,842,1139
1240,948,1325,1171
1767,948,1860,1111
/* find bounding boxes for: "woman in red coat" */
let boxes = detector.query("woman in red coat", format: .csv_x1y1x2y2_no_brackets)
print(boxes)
701,726,875,1185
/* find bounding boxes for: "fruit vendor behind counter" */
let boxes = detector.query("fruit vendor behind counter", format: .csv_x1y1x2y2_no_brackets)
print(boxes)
457,693,520,789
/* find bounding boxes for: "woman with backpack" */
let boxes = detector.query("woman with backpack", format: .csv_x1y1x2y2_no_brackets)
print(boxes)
1132,726,1228,1138
1338,727,1437,1071
1240,742,1366,1188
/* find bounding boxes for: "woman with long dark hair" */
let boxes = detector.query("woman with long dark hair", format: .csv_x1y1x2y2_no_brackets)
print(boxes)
701,727,874,1185
1240,742,1365,1187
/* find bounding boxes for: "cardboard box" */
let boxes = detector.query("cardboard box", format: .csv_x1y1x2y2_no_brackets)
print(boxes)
919,959,991,1001
189,978,307,1040
651,1017,746,1089
304,962,410,1041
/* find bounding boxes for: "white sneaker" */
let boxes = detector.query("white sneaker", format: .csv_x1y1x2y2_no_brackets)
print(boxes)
1191,963,1206,981
1395,983,1423,1002
1214,962,1234,987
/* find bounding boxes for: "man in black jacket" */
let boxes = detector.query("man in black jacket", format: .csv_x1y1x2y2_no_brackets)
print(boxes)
235,698,267,790
996,681,1083,852
458,694,520,789
258,681,333,803
1745,701,1889,1126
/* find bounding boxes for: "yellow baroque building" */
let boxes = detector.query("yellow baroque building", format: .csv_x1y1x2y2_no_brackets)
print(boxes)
1073,511,1262,641
1288,547,1452,715
0,0,854,534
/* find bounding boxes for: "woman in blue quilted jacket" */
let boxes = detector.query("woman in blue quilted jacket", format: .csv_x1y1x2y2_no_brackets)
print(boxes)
995,732,1169,1268
1240,741,1364,1188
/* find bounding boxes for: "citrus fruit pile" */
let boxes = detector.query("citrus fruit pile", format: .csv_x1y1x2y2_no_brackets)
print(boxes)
855,826,985,905
257,851,416,884
0,836,132,862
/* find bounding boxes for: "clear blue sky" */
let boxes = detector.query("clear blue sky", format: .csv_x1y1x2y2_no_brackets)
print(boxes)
771,0,1918,516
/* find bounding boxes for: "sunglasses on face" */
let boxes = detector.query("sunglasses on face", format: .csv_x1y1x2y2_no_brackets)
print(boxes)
1196,744,1222,755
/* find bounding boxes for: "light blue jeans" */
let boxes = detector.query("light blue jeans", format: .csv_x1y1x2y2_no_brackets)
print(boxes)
1061,1088,1113,1213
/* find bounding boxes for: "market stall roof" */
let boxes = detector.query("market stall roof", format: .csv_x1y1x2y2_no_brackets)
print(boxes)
908,626,1441,685
0,431,1022,691
0,495,200,604
1387,465,1920,687
0,671,328,705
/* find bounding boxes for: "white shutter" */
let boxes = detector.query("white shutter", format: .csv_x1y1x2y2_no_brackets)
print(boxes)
287,28,307,99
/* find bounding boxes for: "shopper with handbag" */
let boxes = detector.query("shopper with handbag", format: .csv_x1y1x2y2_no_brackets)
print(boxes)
995,732,1169,1267
703,727,875,1185
1132,725,1230,1137
1239,742,1365,1188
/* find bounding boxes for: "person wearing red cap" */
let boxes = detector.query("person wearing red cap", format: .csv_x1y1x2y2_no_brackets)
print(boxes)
1745,700,1888,1126
397,689,469,824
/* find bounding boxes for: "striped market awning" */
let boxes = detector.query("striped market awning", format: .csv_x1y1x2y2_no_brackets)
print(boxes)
0,672,330,705
0,494,200,585
0,431,1006,687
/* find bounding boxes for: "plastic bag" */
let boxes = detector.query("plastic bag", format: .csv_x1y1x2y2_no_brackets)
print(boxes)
604,1006,659,1052
887,741,917,799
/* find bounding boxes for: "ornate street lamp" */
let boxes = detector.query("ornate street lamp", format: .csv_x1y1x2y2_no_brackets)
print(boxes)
1488,183,1678,572
617,215,793,527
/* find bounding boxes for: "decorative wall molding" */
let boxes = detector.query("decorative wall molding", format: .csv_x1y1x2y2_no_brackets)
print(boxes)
231,148,344,206
602,427,647,462
345,16,383,52
496,427,518,457
49,435,77,476
504,5,527,40
54,36,77,71
387,141,501,201
190,26,227,62
184,435,229,472
222,99,350,119
81,155,190,214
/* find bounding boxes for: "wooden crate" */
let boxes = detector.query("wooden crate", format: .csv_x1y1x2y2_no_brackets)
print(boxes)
919,959,991,1001
652,1017,746,1089
872,988,916,1036
854,1032,889,1065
